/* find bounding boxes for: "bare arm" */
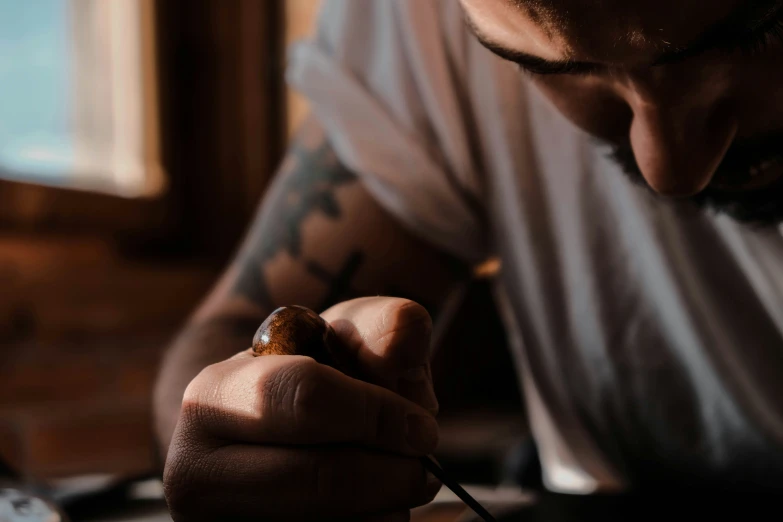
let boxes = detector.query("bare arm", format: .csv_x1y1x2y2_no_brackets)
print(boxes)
153,116,470,454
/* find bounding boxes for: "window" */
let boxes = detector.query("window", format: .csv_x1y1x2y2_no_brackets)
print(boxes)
0,0,165,198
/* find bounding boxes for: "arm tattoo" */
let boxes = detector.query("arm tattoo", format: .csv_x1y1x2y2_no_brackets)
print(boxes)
231,136,359,309
305,252,365,312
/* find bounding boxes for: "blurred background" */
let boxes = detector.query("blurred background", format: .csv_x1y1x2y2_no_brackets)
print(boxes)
0,0,525,501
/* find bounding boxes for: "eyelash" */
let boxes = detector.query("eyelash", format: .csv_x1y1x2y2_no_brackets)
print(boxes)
511,12,783,79
514,62,602,77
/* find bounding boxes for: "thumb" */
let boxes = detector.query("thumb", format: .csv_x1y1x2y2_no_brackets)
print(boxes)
322,297,438,415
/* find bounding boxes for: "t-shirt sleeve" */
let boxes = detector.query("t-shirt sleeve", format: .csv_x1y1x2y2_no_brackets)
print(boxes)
286,0,489,264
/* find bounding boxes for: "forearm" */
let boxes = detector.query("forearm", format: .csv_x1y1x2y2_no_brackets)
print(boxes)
153,115,469,459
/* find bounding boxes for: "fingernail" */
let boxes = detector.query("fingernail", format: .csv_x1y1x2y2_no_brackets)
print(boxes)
398,366,439,415
406,414,439,454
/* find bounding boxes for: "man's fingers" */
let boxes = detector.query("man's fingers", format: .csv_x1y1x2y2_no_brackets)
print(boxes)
165,445,438,521
322,297,438,414
182,355,439,455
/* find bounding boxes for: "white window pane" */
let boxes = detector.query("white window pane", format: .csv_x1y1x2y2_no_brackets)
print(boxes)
0,0,73,179
0,0,165,198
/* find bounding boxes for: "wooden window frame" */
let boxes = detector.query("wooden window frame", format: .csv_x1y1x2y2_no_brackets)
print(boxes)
0,0,285,260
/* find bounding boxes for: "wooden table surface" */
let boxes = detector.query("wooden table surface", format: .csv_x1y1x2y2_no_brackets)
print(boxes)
68,482,535,522
74,502,477,522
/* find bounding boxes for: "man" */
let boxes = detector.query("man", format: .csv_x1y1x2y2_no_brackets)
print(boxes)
154,0,783,520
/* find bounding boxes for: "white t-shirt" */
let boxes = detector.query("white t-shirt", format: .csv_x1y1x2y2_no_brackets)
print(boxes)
288,0,783,493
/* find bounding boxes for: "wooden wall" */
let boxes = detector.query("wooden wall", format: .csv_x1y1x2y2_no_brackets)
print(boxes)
0,0,286,481
0,234,215,479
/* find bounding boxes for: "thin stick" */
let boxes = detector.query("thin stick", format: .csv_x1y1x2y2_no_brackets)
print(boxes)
420,456,497,522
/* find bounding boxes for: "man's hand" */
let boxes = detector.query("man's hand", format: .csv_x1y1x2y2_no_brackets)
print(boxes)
163,297,442,522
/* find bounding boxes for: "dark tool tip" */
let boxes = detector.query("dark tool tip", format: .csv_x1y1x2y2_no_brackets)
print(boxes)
420,456,497,522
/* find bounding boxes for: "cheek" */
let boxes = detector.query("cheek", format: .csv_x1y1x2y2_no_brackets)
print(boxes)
534,76,632,141
733,53,783,137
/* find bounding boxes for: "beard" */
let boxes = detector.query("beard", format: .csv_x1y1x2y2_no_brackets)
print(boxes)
605,133,783,227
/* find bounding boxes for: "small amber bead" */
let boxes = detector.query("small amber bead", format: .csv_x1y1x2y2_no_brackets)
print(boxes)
252,306,337,366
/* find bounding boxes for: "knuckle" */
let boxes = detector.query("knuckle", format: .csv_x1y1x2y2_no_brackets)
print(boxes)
163,434,209,521
374,300,432,356
290,362,331,424
162,464,190,520
384,300,432,337
179,364,224,431
393,300,432,328
261,357,325,425
181,361,223,405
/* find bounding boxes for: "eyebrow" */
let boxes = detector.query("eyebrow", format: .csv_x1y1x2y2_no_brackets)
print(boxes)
466,0,783,75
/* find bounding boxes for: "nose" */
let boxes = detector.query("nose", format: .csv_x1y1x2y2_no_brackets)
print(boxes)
624,80,738,196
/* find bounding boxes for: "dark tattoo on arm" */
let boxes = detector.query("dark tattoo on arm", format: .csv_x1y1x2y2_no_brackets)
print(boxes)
230,128,464,319
305,252,365,312
231,136,360,310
